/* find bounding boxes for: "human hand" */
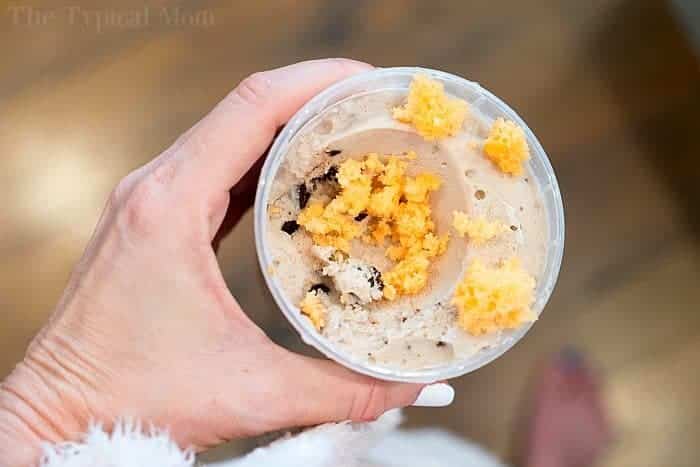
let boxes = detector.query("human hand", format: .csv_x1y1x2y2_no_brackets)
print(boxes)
0,59,442,466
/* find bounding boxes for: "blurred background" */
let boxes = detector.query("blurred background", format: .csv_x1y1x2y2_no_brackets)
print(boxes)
1,0,699,465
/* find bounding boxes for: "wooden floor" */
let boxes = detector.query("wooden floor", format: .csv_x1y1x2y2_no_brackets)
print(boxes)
2,0,699,465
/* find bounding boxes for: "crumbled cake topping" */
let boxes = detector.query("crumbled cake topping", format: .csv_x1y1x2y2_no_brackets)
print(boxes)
297,152,448,301
279,74,544,346
300,290,327,330
452,211,507,245
452,258,536,336
483,118,530,175
393,74,468,141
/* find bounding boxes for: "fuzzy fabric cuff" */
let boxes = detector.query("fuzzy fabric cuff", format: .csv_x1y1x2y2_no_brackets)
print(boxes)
39,420,195,467
36,410,505,467
36,411,402,467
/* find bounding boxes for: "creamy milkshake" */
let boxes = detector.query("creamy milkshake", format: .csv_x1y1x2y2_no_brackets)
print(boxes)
256,69,562,378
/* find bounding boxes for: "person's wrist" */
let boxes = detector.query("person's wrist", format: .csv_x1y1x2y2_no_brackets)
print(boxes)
0,344,96,466
0,380,47,467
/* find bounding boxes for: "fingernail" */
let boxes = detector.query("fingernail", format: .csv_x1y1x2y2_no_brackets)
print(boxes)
412,383,454,407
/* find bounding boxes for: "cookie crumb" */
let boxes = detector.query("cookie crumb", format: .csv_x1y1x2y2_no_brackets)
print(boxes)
297,183,311,209
281,220,300,236
309,283,330,294
354,211,368,222
312,165,339,186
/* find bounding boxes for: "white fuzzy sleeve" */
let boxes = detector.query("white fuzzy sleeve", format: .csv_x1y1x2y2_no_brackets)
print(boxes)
34,412,403,467
38,420,195,467
37,411,506,467
213,409,403,467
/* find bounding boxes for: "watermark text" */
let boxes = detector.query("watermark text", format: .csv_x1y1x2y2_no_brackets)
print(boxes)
7,5,215,32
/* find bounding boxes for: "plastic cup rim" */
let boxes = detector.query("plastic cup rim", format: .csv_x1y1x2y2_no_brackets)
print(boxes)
253,66,565,383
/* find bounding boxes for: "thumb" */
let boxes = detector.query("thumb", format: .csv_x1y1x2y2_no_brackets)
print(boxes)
173,59,374,196
278,351,453,425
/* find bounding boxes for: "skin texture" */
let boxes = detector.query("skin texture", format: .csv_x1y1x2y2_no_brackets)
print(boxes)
0,59,425,467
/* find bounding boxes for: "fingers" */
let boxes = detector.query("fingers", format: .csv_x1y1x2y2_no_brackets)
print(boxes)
211,157,265,252
172,59,373,195
276,350,430,426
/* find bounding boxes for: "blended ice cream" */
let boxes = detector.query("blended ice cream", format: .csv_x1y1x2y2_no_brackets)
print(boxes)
264,75,548,370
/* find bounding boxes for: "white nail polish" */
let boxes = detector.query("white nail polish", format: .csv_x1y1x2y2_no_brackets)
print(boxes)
412,383,455,407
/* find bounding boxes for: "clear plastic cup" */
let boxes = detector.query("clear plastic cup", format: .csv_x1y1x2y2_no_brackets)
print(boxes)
254,67,565,383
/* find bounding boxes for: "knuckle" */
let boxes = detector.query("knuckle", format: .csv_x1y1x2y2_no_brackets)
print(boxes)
110,173,137,206
232,72,273,106
114,174,163,236
151,159,177,185
328,57,362,74
350,380,388,422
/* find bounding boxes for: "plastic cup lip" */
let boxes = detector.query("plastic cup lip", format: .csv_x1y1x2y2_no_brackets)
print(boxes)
254,66,565,383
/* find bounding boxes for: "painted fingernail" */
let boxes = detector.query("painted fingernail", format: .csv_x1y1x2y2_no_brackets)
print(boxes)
412,383,455,407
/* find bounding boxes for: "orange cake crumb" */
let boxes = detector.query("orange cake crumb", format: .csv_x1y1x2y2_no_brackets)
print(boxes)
299,291,326,330
297,153,448,300
296,202,361,252
452,211,507,245
393,74,468,141
268,205,282,218
452,258,536,336
483,118,530,175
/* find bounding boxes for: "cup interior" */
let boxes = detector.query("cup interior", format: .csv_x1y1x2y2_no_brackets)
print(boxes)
254,67,565,383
